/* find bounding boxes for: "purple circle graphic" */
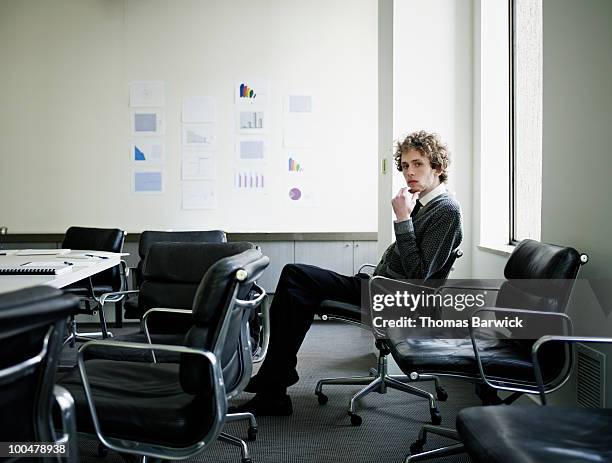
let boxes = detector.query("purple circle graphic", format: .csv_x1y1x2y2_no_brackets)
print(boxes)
289,188,302,200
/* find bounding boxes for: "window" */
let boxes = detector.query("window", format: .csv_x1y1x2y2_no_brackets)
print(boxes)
510,0,543,242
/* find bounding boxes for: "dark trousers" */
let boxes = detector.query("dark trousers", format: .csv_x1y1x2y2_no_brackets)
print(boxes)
255,263,365,391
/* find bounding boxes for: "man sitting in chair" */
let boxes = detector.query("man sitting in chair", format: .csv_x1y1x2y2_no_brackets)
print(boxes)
235,130,463,416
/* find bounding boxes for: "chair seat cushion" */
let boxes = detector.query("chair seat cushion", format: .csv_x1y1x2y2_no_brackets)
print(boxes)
390,337,547,382
457,405,612,463
59,360,215,447
83,332,184,363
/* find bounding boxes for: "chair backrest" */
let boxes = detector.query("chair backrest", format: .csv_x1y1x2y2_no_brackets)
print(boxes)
0,286,79,455
135,230,227,288
428,247,463,282
179,247,269,396
61,226,125,291
140,241,253,332
499,239,583,313
498,239,585,384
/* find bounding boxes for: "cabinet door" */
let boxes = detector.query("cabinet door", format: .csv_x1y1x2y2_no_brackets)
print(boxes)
353,241,379,274
294,241,353,276
252,242,295,293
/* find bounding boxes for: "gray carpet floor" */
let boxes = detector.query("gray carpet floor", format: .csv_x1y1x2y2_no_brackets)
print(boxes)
62,321,479,463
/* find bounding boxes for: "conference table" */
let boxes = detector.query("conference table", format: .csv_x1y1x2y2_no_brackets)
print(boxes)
0,249,127,294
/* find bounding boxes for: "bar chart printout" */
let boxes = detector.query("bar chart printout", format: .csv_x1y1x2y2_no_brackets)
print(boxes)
240,111,264,129
235,171,265,190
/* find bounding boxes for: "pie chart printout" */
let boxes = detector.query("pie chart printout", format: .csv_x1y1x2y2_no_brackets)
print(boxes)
289,188,302,201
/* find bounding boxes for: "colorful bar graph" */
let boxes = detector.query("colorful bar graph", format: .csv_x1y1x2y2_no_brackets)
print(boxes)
288,157,303,172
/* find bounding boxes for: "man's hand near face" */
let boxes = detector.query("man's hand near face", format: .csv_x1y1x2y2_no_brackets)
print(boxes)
392,187,419,222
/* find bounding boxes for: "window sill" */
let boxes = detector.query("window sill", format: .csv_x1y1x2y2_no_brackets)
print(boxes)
477,243,515,257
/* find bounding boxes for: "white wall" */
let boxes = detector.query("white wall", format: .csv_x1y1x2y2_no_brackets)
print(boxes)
392,0,474,278
0,0,378,233
472,0,612,404
540,0,612,405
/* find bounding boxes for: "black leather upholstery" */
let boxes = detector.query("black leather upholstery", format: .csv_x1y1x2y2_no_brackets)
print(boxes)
59,246,269,450
390,239,583,391
457,405,612,463
61,226,125,295
0,287,78,446
85,242,255,364
124,230,226,319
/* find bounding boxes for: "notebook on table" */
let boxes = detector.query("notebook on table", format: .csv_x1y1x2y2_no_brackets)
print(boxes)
14,249,71,256
0,261,74,275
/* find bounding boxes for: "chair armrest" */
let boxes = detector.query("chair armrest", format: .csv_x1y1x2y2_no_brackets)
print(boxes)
468,306,573,396
142,307,192,363
369,275,438,293
532,335,612,405
76,340,226,460
358,263,377,274
235,282,267,310
52,385,78,463
98,289,140,306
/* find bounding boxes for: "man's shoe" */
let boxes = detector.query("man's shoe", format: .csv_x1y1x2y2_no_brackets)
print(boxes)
243,372,299,393
229,393,293,416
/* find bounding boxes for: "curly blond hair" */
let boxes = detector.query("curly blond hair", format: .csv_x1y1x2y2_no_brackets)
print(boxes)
394,130,450,183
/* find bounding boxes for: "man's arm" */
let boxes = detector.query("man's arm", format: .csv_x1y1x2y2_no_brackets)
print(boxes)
394,206,462,279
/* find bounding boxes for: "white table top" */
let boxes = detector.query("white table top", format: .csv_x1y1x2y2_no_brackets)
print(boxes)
0,249,128,294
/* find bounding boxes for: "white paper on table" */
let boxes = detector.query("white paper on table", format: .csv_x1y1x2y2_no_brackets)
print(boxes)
285,94,312,113
131,138,164,164
283,121,313,148
129,81,165,107
235,80,269,105
182,181,216,209
132,171,163,194
182,151,215,180
182,96,216,123
235,136,267,161
131,109,164,136
183,123,215,148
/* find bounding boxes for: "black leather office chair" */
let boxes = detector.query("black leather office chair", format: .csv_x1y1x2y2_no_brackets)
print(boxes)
81,242,269,461
61,226,127,341
58,246,269,463
0,286,80,462
121,229,227,323
316,248,463,426
408,335,611,463
402,239,588,461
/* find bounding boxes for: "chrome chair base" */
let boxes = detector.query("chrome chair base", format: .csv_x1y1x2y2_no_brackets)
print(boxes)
315,350,447,426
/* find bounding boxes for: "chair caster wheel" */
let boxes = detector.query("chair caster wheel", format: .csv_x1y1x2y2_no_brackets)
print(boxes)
316,391,328,405
97,443,108,457
242,459,252,463
247,426,258,441
410,440,425,455
430,408,442,425
369,368,377,377
349,413,362,426
436,386,448,401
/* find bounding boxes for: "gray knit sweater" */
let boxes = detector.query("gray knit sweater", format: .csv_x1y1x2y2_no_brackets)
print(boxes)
374,193,463,280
